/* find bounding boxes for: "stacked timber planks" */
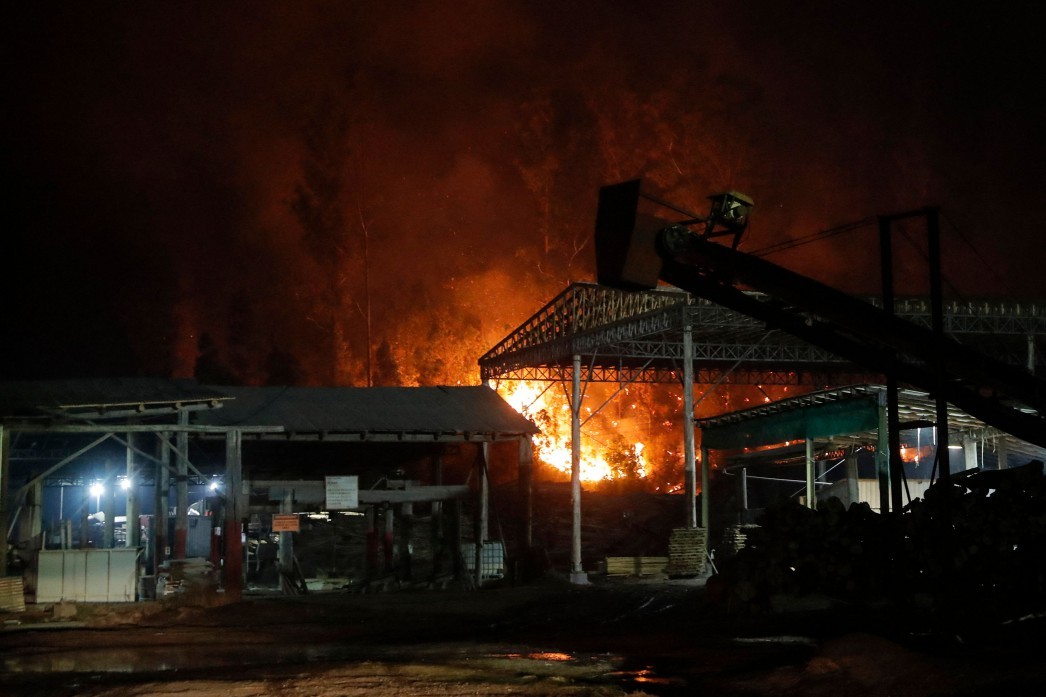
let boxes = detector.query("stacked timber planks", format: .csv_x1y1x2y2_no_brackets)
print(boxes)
665,527,707,577
721,524,757,557
0,576,25,613
605,556,668,577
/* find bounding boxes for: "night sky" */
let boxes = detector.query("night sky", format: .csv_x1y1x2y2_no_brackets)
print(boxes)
4,2,1046,384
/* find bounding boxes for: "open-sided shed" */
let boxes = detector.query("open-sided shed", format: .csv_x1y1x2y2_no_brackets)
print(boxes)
0,380,537,601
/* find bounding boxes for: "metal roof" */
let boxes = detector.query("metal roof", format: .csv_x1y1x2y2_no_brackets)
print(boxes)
193,385,539,441
480,282,1046,385
0,378,228,420
696,383,1046,461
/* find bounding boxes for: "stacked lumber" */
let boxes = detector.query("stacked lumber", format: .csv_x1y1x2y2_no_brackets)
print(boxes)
665,527,707,578
721,524,757,557
604,556,668,576
0,577,25,613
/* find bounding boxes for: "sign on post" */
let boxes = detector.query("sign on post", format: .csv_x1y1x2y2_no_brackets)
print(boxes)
325,475,359,510
272,514,300,532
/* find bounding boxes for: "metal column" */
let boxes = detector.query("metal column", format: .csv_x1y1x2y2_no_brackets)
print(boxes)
682,323,698,528
569,353,587,584
174,411,189,559
805,438,816,509
125,433,140,548
223,429,244,601
0,425,7,575
700,443,710,529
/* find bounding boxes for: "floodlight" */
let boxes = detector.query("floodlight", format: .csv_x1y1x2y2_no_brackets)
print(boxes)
89,482,104,498
119,477,132,491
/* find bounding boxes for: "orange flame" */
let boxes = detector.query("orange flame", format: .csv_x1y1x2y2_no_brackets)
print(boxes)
497,380,649,482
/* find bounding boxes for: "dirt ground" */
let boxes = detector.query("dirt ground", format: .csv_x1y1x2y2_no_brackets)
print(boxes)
2,576,1045,697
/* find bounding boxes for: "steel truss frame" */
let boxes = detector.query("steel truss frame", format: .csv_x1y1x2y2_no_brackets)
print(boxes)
480,282,1046,384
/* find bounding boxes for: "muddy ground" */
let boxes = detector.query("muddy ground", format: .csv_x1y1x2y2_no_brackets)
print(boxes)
2,577,1045,697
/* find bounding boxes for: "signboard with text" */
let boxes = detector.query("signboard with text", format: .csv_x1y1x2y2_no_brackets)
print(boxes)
325,475,359,510
272,513,300,532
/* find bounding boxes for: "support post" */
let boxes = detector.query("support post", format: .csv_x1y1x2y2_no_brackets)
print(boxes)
846,454,859,508
125,432,140,548
0,425,8,574
155,432,171,572
927,209,951,488
739,467,748,523
19,481,43,553
805,438,816,509
103,460,115,548
223,429,243,601
174,411,189,559
519,435,533,549
569,353,587,584
430,454,444,578
876,395,891,514
278,490,294,595
479,443,489,544
682,323,698,528
878,216,905,513
700,443,710,529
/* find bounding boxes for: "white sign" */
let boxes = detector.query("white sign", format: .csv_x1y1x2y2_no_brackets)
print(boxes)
325,475,359,510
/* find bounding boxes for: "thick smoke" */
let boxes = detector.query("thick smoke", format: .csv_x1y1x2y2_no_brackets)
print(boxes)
4,1,1045,382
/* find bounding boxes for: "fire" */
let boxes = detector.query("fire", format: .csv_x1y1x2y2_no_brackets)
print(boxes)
496,380,650,482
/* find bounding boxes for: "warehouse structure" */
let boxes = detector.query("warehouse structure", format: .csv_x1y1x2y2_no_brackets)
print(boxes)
0,380,536,603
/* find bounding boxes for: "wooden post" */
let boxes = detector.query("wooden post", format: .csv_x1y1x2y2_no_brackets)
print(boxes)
223,429,243,601
683,323,698,528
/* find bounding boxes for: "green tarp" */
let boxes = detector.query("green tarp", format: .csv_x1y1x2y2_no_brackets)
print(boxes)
700,395,879,450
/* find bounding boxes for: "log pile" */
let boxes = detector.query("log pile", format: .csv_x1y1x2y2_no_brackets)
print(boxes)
665,527,707,577
713,460,1046,625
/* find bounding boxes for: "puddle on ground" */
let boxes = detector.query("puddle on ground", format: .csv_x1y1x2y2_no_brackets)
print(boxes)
3,643,690,694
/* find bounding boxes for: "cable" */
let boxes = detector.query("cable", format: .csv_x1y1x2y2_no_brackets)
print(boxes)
748,217,876,257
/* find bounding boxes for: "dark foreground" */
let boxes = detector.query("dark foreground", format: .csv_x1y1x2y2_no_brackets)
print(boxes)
1,579,1044,697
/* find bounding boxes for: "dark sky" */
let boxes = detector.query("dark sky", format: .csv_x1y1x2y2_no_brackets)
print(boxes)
4,1,1046,383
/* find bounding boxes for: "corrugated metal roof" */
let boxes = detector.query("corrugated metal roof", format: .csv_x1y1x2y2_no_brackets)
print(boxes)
195,385,539,437
0,378,228,418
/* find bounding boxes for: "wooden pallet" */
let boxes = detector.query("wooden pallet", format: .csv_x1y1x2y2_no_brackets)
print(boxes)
0,576,25,613
665,527,707,577
605,556,668,577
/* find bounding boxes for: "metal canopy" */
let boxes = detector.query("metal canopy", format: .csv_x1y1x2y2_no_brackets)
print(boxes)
480,282,1046,385
697,384,1046,461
